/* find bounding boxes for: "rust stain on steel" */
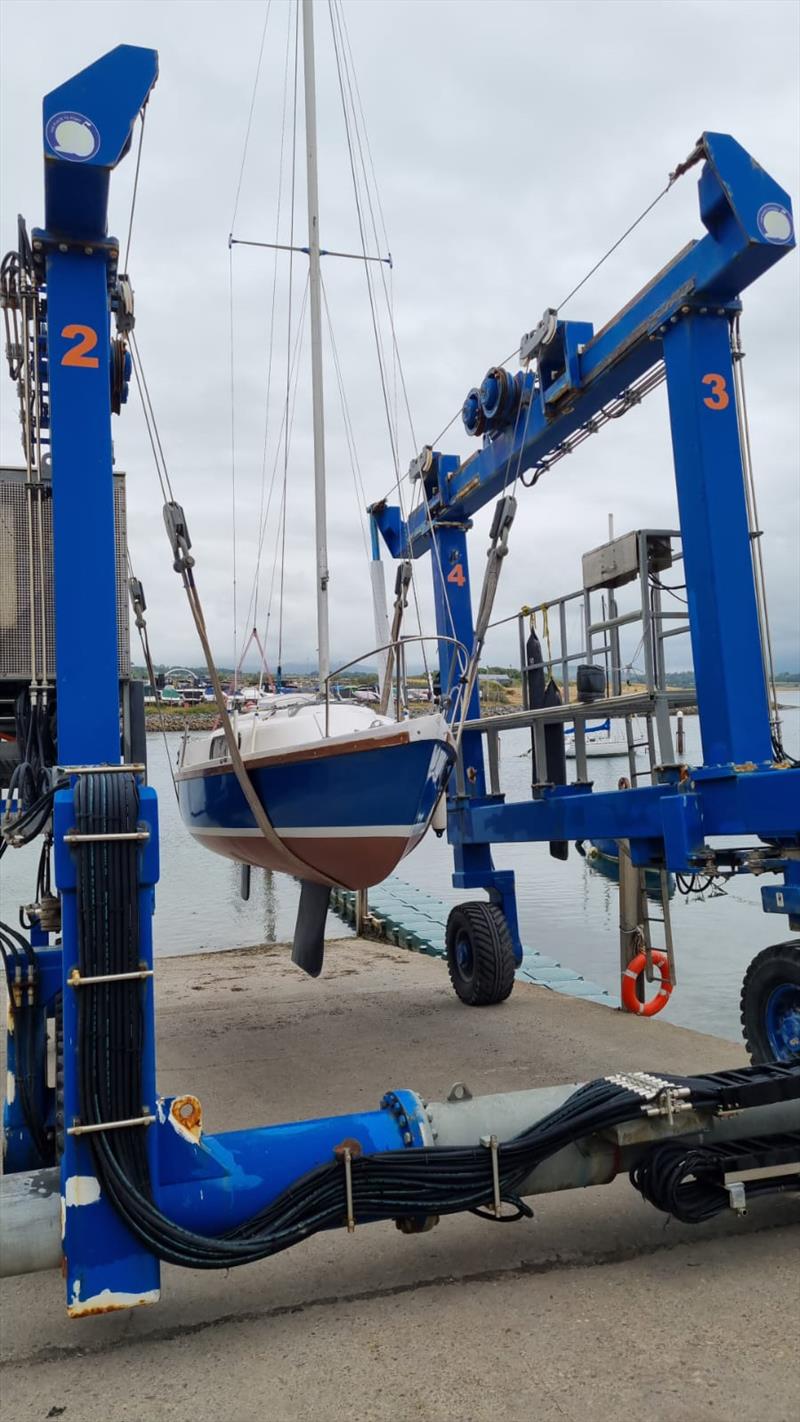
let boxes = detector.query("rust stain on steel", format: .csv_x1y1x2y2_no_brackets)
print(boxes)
171,1094,203,1140
333,1137,363,1161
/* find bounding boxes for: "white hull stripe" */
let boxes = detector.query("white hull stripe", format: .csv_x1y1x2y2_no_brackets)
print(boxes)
188,824,421,840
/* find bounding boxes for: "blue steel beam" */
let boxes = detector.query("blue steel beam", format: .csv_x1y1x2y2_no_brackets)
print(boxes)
373,133,794,557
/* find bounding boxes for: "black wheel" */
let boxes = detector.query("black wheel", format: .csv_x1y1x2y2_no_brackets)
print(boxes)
446,902,516,1007
740,940,800,1064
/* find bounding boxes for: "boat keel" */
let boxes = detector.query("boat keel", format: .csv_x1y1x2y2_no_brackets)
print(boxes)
292,881,333,977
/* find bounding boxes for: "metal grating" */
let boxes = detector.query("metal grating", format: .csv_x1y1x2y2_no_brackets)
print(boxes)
0,467,130,681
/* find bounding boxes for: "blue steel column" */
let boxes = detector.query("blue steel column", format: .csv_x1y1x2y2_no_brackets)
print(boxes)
40,45,161,1314
47,254,120,761
431,525,521,953
663,311,772,767
47,250,161,1311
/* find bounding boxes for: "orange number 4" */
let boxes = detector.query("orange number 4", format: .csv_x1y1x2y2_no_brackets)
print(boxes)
702,372,729,410
61,324,99,368
447,563,466,588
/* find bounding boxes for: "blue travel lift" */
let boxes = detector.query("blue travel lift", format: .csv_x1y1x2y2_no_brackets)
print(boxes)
0,45,798,1316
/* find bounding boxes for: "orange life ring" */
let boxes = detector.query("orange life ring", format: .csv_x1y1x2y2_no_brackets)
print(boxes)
621,949,673,1017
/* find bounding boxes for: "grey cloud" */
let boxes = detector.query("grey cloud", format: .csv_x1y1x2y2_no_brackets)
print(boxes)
1,0,797,678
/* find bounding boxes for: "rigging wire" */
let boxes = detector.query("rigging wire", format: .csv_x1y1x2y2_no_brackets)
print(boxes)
277,1,301,678
229,0,273,236
252,0,295,638
229,243,239,690
240,275,310,678
321,276,371,564
122,107,147,274
329,0,438,684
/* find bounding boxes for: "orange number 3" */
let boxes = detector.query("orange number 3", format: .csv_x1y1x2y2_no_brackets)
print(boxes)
447,563,466,588
61,324,100,368
702,372,729,410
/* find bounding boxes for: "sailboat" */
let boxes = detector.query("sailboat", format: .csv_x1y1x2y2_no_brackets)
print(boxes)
175,1,455,955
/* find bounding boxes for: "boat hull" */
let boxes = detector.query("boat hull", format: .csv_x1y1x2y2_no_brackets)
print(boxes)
176,726,454,890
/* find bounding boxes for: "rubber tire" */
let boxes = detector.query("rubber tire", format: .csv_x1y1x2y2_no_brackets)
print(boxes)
446,902,516,1007
740,939,800,1064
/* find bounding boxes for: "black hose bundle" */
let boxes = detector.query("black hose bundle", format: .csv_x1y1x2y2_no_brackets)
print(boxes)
75,769,735,1271
0,917,50,1162
630,1136,800,1222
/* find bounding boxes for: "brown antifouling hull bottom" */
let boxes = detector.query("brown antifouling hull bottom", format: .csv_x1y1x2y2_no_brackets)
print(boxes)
189,831,422,890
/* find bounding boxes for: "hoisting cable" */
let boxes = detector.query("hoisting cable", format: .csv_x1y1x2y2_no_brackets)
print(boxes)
401,139,706,490
164,507,338,888
731,314,796,766
122,106,147,274
126,559,178,800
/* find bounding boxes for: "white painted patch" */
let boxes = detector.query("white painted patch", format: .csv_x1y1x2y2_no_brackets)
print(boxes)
61,1197,66,1242
6,1070,15,1103
68,1285,160,1317
64,1175,102,1208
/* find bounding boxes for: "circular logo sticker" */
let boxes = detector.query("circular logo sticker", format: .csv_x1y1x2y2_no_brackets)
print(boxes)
45,111,101,162
756,203,793,245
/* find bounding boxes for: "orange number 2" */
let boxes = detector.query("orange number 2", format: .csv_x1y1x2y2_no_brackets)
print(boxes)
702,372,729,410
447,563,466,588
61,324,99,369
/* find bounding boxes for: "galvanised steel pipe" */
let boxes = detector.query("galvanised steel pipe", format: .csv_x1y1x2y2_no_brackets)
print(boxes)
2,1081,798,1278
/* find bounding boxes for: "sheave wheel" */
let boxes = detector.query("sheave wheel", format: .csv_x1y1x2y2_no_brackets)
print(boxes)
740,940,800,1064
446,902,516,1007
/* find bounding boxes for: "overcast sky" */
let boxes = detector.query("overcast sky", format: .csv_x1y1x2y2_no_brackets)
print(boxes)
1,0,798,679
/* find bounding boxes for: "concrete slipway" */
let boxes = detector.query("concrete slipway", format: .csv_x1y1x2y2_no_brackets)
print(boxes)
1,938,798,1422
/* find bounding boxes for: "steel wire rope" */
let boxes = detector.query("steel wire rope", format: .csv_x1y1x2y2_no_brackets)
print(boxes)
731,314,792,764
277,2,301,682
320,276,370,564
250,2,294,653
240,274,310,684
122,106,147,274
229,0,273,236
392,157,691,502
228,1,274,690
328,0,438,692
262,277,311,664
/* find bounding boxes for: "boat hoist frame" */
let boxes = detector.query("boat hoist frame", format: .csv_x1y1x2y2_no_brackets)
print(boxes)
1,46,798,1319
372,130,800,965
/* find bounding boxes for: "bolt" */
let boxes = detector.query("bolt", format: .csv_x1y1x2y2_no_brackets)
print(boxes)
670,315,678,323
700,306,708,314
33,240,42,251
58,243,68,253
403,1131,412,1145
84,247,93,256
681,305,690,314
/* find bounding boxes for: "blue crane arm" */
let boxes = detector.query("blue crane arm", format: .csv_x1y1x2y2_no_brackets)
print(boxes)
41,44,159,242
373,132,794,559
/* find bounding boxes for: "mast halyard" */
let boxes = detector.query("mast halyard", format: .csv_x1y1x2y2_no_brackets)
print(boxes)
301,0,330,690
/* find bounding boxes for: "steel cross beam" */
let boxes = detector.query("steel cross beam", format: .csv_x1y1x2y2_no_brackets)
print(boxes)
371,132,797,948
373,133,794,556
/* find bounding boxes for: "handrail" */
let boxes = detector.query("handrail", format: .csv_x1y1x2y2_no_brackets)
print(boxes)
323,635,469,736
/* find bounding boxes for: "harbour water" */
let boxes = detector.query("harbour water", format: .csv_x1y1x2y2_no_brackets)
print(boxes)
1,693,797,1042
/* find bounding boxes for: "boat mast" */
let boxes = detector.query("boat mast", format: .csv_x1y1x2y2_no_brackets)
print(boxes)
301,0,330,689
